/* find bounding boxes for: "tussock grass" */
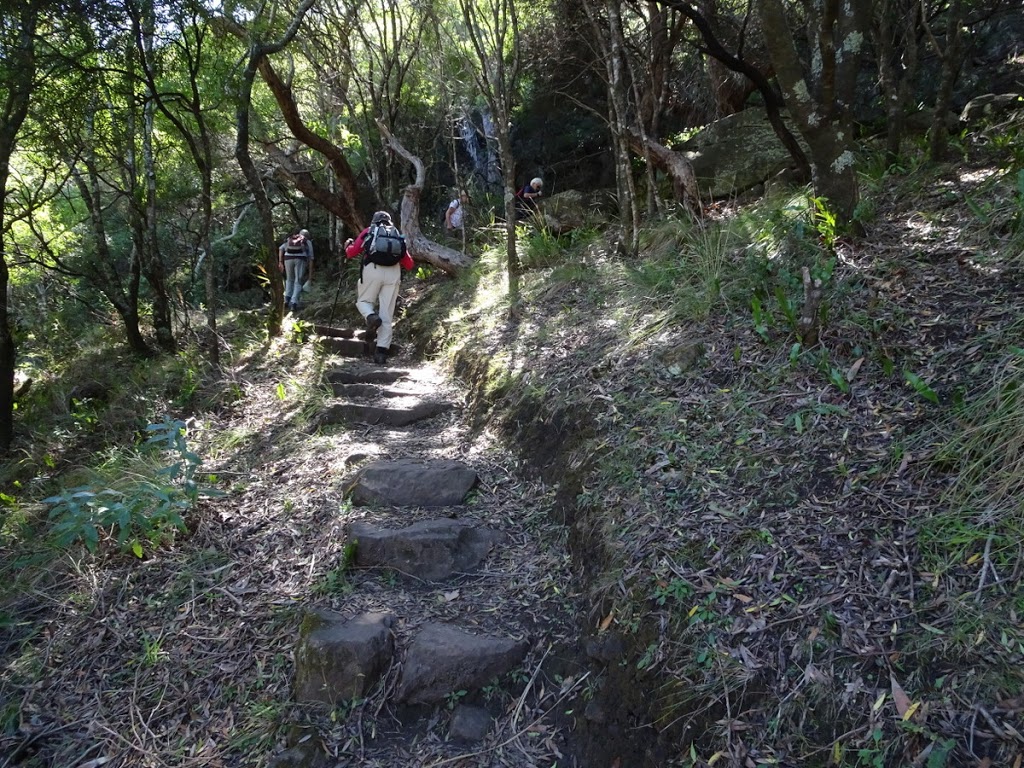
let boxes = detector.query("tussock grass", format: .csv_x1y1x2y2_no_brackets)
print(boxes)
923,349,1024,566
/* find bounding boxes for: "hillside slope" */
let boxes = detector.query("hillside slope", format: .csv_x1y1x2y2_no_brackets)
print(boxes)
425,146,1024,766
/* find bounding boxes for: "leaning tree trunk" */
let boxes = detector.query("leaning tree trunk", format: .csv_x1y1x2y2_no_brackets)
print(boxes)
228,0,316,338
626,128,702,216
235,55,283,337
375,120,474,275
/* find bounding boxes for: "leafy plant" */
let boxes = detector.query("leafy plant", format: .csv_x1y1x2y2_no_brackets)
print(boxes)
44,418,217,555
314,540,358,596
904,370,939,403
751,294,770,341
445,689,468,710
652,577,694,606
287,318,311,344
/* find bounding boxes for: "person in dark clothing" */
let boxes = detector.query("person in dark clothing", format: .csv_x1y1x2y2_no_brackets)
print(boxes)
516,177,543,219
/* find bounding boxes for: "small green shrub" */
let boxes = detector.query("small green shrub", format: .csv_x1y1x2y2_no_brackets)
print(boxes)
44,418,218,556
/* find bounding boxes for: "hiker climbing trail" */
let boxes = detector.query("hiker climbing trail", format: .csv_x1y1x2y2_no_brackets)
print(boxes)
268,323,582,767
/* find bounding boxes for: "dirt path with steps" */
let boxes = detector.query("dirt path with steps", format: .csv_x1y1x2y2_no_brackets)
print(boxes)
269,328,585,767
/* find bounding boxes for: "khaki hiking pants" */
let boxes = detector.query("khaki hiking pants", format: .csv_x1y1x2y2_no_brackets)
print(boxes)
357,262,401,348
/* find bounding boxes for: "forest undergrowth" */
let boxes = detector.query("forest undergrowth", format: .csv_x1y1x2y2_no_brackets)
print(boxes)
423,137,1024,767
2,134,1024,768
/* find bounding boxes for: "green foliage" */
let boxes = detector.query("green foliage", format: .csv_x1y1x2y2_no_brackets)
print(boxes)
904,370,939,403
445,689,468,710
631,218,743,323
750,294,770,341
43,418,217,555
520,224,565,269
740,192,838,343
287,318,312,344
922,350,1024,568
313,540,358,596
652,577,693,606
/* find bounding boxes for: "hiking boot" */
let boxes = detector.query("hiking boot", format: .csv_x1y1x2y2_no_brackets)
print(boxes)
365,313,382,344
373,346,388,365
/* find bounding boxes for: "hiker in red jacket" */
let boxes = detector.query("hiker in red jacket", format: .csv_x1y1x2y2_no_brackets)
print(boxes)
345,211,414,365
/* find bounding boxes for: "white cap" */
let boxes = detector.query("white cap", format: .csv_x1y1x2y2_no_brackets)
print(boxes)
531,178,543,187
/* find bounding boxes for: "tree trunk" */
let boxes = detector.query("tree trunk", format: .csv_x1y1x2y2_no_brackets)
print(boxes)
756,0,861,224
72,106,154,356
138,6,175,353
235,53,284,337
0,5,38,451
926,0,964,161
135,5,218,365
375,121,474,275
228,0,316,337
657,0,811,181
626,128,701,215
875,0,920,166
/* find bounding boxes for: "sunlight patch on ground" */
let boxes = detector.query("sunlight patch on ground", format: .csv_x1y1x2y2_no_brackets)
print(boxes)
958,167,1000,185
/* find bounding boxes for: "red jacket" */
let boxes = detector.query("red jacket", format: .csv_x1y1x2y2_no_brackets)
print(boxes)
345,226,414,271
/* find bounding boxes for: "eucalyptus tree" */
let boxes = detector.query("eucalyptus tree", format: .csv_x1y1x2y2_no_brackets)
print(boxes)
452,0,526,281
1,1,129,451
0,3,42,452
128,0,232,366
582,0,642,254
223,0,316,337
755,0,868,225
22,13,161,358
656,0,811,181
304,0,429,209
872,0,920,166
119,1,176,353
297,0,472,273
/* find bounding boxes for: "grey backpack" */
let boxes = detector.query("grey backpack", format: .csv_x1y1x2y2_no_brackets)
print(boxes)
364,223,404,266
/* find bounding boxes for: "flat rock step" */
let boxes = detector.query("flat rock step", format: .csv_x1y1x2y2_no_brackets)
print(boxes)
347,518,504,580
327,366,409,385
321,400,451,427
294,612,527,709
330,382,427,398
319,337,403,357
313,324,355,338
346,458,477,507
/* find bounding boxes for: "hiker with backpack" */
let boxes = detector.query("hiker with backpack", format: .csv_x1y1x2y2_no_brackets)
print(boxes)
445,189,470,235
344,211,414,365
278,229,314,312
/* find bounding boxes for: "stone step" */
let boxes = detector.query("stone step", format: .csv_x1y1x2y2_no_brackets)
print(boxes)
318,337,365,357
346,458,477,506
319,336,404,358
326,366,409,385
330,382,430,399
320,400,452,428
312,324,355,338
294,613,527,710
347,518,504,580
